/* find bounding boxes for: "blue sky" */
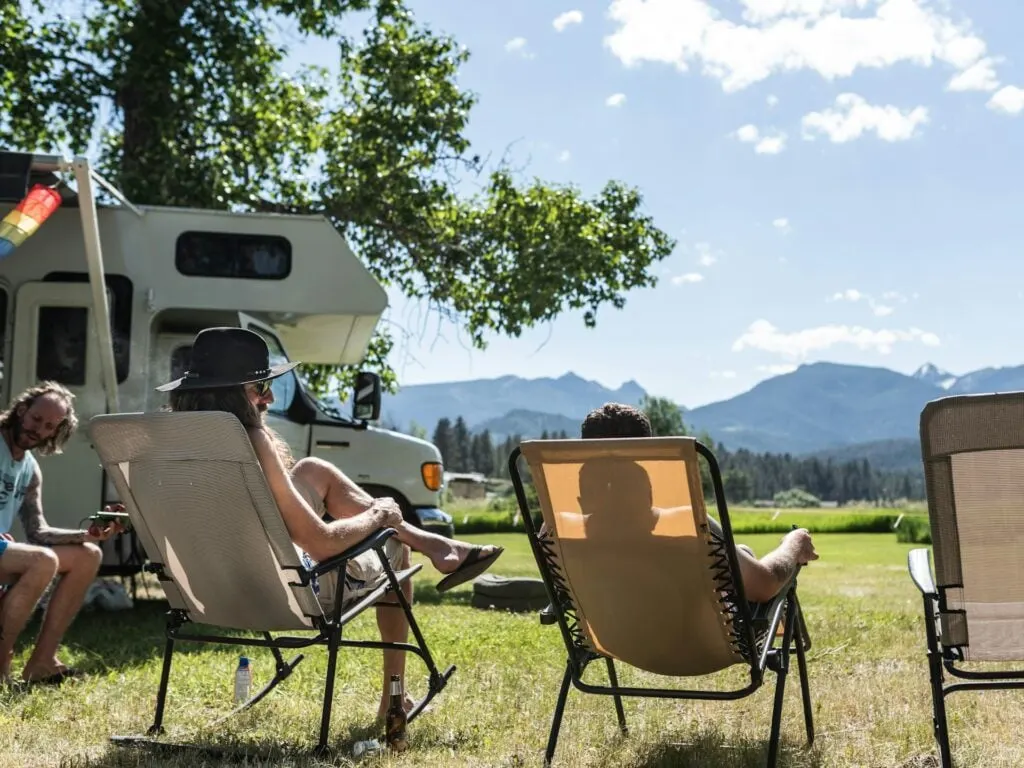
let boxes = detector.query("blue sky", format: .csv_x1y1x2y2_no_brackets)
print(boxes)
292,0,1023,407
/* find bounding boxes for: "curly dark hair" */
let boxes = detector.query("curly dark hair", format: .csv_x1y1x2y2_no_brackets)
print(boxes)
580,402,652,439
0,381,78,456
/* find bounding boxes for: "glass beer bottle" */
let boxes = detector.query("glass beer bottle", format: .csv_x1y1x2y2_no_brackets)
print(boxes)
384,674,408,752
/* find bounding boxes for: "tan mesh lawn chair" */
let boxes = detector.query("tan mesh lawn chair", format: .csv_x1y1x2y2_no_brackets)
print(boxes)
87,411,455,755
509,436,813,767
911,393,1024,767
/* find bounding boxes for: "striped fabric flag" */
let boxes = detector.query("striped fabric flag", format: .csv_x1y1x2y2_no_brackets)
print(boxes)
0,184,62,259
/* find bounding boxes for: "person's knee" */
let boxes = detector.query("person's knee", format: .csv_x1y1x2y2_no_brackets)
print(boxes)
81,542,103,571
29,547,60,581
292,456,333,480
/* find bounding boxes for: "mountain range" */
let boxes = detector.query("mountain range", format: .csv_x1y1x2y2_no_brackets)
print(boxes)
378,361,1024,466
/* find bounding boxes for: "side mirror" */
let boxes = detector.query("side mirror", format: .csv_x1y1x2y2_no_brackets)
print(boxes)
352,371,382,422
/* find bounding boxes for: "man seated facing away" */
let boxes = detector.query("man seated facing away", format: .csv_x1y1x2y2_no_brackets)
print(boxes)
0,382,123,686
538,402,817,621
159,327,504,719
575,402,818,603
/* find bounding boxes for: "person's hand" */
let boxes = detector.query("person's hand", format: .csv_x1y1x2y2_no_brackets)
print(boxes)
85,503,128,541
784,528,819,565
370,497,404,530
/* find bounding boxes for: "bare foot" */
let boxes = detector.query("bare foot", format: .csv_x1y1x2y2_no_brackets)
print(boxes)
434,542,501,575
21,656,71,683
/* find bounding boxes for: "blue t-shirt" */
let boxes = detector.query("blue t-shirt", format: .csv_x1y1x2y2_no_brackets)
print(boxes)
0,439,38,536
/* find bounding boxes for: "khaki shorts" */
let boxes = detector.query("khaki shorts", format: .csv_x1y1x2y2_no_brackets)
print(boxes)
293,476,407,614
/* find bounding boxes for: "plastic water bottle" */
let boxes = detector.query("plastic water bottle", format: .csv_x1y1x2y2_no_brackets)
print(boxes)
234,656,251,705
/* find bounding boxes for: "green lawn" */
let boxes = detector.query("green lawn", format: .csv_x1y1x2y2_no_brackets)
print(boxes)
2,532,1022,767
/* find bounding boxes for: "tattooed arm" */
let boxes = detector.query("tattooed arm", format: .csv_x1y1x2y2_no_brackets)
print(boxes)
18,465,91,546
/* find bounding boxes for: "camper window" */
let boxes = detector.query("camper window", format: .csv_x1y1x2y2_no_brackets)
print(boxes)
42,272,132,383
176,232,292,280
37,306,87,385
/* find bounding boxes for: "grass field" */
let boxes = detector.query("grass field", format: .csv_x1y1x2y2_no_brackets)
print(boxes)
1,531,1021,767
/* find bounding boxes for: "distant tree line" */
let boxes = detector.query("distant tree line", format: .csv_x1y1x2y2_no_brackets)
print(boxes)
415,395,924,502
425,417,571,478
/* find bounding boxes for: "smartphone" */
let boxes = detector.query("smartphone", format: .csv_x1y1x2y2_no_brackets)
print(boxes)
88,511,131,527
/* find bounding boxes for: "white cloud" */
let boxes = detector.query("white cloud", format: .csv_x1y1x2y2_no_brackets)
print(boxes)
757,363,798,375
766,94,779,107
671,272,705,285
606,92,627,107
755,134,787,154
710,370,738,379
695,241,718,266
732,319,940,358
557,149,572,162
988,85,1024,115
802,93,929,142
828,287,897,316
734,123,787,153
604,0,998,95
830,288,863,302
553,10,584,31
772,217,790,233
504,37,534,58
947,57,999,92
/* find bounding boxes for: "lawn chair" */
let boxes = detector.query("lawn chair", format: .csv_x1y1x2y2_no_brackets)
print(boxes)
509,436,813,767
87,411,455,755
910,393,1024,767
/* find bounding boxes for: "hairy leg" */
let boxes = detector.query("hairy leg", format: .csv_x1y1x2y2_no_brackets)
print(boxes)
292,457,499,575
22,543,101,680
0,544,59,680
374,543,415,718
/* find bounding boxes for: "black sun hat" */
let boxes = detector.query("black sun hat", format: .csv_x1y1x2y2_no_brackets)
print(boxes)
155,327,300,392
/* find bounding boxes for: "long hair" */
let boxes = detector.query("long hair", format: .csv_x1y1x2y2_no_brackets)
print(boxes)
0,381,78,456
166,385,295,469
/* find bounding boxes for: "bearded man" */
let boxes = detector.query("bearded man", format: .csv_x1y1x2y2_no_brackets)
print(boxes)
0,381,121,686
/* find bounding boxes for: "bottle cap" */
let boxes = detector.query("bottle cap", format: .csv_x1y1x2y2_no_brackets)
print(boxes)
239,656,250,668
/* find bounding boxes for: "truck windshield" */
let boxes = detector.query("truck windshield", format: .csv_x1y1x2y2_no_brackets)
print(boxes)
246,325,352,423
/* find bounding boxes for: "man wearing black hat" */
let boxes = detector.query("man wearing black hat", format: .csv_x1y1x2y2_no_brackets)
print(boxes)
160,327,503,718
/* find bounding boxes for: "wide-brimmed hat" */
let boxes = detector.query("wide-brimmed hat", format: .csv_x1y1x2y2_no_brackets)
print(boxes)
155,327,300,392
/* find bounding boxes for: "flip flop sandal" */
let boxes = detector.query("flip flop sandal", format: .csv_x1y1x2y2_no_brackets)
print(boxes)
435,546,504,593
25,673,66,687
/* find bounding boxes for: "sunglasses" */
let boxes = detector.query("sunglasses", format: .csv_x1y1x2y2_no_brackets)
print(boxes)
249,379,272,397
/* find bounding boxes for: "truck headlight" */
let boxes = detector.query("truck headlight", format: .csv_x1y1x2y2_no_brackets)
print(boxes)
421,462,443,492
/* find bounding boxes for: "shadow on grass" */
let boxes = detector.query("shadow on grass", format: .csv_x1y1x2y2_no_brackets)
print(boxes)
34,581,481,677
624,735,824,768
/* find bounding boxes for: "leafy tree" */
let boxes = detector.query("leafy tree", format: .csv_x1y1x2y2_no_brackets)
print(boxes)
471,429,495,476
0,0,675,395
640,395,686,437
451,416,471,472
431,417,453,468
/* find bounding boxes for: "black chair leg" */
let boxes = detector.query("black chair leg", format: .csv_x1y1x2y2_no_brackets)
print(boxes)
147,636,175,736
922,595,952,768
545,662,573,767
315,625,342,755
766,593,797,768
605,658,627,735
793,603,814,746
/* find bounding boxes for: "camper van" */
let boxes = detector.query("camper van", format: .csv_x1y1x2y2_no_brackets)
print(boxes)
0,151,452,575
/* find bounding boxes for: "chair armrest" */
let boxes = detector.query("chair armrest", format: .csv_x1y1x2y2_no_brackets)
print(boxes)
908,548,937,596
311,528,397,578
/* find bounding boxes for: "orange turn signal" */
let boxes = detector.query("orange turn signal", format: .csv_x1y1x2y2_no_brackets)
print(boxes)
421,462,443,492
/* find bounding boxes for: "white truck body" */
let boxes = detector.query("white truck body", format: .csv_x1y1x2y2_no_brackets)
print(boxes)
0,152,451,574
